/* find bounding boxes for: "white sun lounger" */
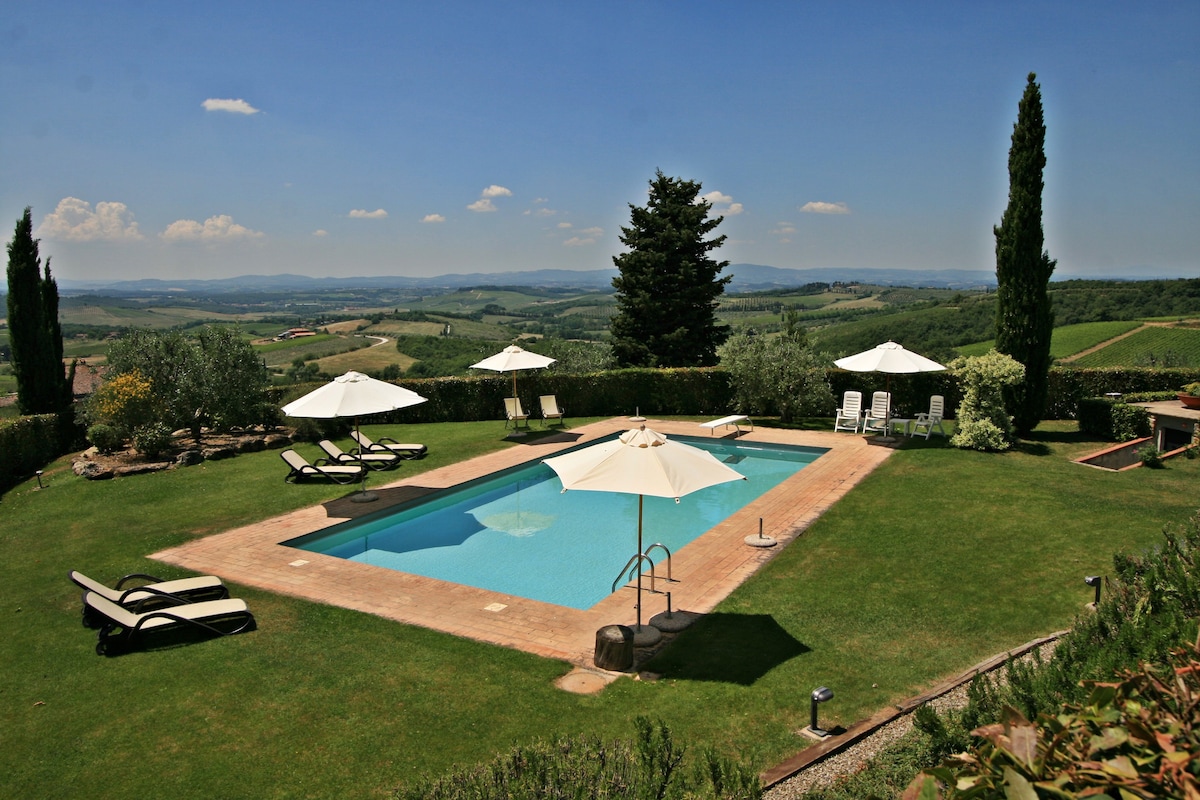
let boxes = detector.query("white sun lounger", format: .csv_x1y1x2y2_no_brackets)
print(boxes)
70,570,229,628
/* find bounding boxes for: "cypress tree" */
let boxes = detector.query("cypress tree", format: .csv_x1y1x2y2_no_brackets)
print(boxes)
610,170,731,367
6,208,70,415
994,73,1056,436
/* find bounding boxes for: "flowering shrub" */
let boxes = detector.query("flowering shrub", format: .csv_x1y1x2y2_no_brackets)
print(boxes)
949,351,1024,451
86,369,160,433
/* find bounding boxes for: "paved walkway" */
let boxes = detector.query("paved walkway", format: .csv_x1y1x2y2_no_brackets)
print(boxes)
152,419,894,667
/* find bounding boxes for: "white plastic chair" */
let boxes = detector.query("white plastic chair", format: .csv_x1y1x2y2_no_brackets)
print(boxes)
504,397,530,429
539,395,565,426
862,391,892,435
911,395,946,439
834,391,863,433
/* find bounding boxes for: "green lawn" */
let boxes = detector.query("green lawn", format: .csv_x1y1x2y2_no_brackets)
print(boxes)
2,419,1196,798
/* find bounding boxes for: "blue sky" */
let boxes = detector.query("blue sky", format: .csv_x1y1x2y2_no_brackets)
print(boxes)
2,1,1197,283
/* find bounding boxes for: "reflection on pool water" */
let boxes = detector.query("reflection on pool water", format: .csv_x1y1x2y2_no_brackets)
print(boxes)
286,436,826,609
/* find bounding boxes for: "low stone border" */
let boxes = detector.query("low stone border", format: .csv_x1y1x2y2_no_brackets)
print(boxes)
72,430,294,479
760,630,1069,792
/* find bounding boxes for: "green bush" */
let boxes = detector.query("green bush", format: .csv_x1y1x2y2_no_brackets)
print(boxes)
132,422,173,458
912,644,1200,799
394,717,759,800
0,414,64,493
86,423,126,454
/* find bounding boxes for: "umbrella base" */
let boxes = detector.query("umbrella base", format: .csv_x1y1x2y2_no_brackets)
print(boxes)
632,624,662,646
351,491,379,503
649,609,698,633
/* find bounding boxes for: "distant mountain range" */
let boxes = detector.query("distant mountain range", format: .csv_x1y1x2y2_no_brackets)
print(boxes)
58,264,998,295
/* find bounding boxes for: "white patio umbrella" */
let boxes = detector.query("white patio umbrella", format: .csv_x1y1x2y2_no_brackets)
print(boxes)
543,426,745,639
834,341,945,441
281,371,428,501
470,345,556,400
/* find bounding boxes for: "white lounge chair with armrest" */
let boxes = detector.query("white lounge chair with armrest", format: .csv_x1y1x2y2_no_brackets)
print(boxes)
504,397,530,429
349,429,427,459
910,395,947,439
834,391,863,433
69,570,229,629
317,439,400,471
539,395,565,426
862,391,892,435
85,591,255,656
280,449,367,484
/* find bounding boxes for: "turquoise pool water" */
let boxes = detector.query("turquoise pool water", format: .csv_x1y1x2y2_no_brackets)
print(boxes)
286,436,826,610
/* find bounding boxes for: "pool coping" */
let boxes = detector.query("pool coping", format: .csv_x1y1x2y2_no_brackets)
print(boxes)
151,419,895,668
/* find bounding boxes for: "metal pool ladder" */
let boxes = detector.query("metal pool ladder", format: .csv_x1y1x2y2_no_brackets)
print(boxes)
611,542,677,596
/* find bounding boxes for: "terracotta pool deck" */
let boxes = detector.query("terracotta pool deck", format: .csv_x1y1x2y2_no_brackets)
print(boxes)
152,419,894,667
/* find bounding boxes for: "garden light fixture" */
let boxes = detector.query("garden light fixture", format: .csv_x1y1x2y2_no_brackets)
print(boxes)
1085,575,1101,606
809,686,834,738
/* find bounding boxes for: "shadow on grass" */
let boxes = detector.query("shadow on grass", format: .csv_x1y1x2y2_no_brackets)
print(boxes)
647,613,810,685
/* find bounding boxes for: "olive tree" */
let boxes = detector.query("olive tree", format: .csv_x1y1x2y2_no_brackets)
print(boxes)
719,332,833,423
101,327,268,443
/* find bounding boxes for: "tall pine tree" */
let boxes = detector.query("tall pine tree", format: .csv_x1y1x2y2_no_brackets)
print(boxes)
995,73,1056,436
6,208,71,415
610,171,731,367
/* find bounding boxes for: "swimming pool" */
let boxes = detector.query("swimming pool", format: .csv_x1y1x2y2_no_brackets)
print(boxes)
286,436,826,609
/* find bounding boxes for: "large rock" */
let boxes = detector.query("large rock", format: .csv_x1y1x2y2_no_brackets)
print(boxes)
73,460,113,480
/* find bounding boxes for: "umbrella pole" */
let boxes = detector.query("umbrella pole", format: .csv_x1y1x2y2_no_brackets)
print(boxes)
636,495,644,630
351,417,378,503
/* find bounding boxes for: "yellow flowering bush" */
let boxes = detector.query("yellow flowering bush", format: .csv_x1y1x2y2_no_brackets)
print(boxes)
87,369,161,432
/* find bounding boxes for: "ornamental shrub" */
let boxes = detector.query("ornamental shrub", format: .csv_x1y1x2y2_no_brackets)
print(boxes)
949,350,1024,451
86,423,126,454
85,369,159,432
132,422,173,459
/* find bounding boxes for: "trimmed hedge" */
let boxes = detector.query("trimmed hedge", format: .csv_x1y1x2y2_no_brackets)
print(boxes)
0,414,65,494
1076,398,1153,442
272,365,1200,430
277,368,736,426
1045,366,1200,420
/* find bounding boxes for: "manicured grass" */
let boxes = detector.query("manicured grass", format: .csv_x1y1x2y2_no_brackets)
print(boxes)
2,419,1196,798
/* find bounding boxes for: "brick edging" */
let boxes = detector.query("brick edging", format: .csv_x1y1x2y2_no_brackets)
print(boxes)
759,630,1070,788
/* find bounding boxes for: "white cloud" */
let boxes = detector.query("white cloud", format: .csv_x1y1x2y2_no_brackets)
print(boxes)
532,207,557,217
557,222,574,229
532,197,549,204
563,228,602,247
160,215,264,242
799,201,850,215
312,229,328,237
201,98,261,115
422,214,446,223
37,197,144,241
468,184,513,212
349,208,388,219
700,190,744,216
771,223,797,235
